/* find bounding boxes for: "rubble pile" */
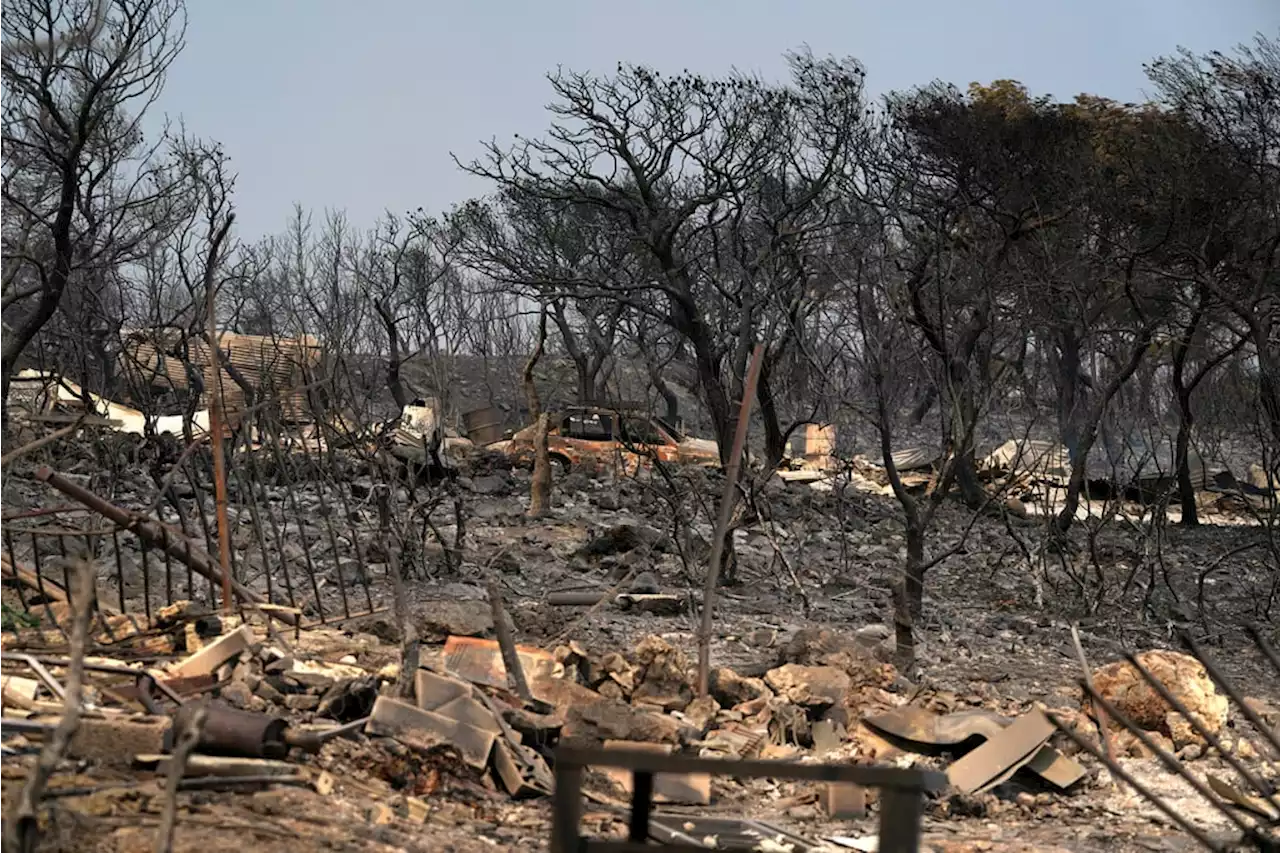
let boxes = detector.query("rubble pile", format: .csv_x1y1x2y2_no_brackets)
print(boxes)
2,422,1277,852
4,589,1275,853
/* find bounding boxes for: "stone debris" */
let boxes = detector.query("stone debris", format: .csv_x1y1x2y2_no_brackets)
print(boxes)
3,582,1276,853
2,427,1275,853
1088,650,1230,749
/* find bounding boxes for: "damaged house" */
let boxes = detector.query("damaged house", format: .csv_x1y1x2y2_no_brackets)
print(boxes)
117,328,325,426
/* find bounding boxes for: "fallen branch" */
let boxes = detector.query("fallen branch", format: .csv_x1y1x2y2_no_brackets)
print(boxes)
3,560,95,853
0,420,83,469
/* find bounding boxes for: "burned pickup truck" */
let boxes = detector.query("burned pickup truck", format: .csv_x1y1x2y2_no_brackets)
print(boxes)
490,406,721,475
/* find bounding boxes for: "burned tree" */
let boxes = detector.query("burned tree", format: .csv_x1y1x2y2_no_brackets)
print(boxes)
1146,38,1280,462
883,83,1202,536
875,80,1080,509
1,0,188,413
1167,287,1246,524
822,205,972,671
458,49,871,464
525,305,552,517
452,189,629,405
1134,103,1257,523
1029,96,1208,527
353,212,461,411
622,310,686,426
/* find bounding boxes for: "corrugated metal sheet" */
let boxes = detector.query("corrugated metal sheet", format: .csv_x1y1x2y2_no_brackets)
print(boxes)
8,369,210,436
981,439,1072,482
890,446,938,472
1128,448,1217,491
1088,439,1225,492
119,329,322,422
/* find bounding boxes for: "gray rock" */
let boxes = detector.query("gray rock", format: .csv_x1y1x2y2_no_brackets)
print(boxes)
415,599,494,640
471,474,513,496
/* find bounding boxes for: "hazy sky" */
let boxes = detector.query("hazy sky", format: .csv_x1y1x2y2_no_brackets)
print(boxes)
150,0,1279,240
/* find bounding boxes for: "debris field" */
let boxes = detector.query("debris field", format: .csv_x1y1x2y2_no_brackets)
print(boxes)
1,420,1278,853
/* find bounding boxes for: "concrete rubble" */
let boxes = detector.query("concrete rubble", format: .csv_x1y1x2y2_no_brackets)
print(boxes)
1,409,1277,853
4,587,1274,852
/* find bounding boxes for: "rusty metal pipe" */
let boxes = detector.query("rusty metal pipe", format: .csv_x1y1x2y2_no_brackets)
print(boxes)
33,466,297,626
174,701,289,759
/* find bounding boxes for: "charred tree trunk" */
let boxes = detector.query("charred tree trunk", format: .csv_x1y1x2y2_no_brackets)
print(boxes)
881,410,928,672
1053,328,1084,463
1170,291,1248,526
953,451,986,508
1173,398,1198,525
528,413,551,518
87,326,116,400
652,370,680,426
1171,306,1201,526
907,280,990,510
525,308,550,517
756,363,788,469
951,383,987,509
1055,325,1155,533
910,385,938,424
657,257,732,460
375,299,410,411
551,302,616,404
869,354,934,672
685,317,732,464
523,308,547,422
576,357,610,405
1,160,78,419
641,336,684,427
573,361,594,404
551,304,593,403
891,521,927,670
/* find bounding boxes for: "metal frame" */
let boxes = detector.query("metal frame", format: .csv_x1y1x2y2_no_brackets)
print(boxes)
551,745,947,853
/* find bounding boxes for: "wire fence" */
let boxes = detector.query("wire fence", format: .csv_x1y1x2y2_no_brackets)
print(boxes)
0,365,458,640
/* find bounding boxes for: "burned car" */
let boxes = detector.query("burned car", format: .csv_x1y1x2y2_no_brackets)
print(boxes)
491,406,721,474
